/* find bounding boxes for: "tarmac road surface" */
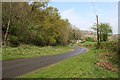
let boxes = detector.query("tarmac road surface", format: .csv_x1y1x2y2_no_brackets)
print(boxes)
2,47,87,78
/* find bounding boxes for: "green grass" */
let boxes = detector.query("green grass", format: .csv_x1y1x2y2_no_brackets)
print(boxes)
2,45,74,61
82,41,96,45
20,48,118,78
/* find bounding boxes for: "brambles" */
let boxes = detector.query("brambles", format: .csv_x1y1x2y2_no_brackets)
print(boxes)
100,41,118,53
96,62,118,72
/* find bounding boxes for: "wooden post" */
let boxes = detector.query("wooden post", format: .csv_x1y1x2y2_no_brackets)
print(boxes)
96,15,100,48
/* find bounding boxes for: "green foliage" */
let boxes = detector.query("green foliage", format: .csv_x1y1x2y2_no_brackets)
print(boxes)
79,41,96,48
91,23,112,42
2,2,81,46
97,41,118,66
85,37,94,42
100,41,118,53
48,36,56,45
9,36,20,47
98,23,112,42
69,27,82,40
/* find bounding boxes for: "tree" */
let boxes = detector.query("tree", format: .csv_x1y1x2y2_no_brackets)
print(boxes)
99,23,112,41
2,2,32,46
69,26,82,40
91,23,112,42
2,2,81,46
3,2,12,46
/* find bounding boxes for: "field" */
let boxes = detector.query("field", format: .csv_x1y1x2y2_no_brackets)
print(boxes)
2,45,74,61
20,48,118,78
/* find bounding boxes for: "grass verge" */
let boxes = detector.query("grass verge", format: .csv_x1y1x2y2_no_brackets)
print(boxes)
81,41,96,45
2,45,74,61
20,48,118,78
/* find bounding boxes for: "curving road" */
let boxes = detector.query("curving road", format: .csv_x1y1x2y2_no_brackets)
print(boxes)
2,47,87,78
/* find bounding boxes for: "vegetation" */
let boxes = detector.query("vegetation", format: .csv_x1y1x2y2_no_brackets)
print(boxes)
82,41,96,45
85,37,94,42
99,41,119,66
20,48,118,78
100,41,118,53
81,40,118,54
2,2,118,78
3,45,74,61
19,41,118,78
2,2,82,47
91,23,112,48
80,40,119,71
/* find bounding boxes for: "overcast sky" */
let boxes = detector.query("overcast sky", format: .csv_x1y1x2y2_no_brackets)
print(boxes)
48,2,118,34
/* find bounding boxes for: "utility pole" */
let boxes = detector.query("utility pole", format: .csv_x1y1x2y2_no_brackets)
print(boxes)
96,15,100,48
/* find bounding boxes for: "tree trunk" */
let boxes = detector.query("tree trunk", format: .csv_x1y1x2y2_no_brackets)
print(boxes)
4,2,12,46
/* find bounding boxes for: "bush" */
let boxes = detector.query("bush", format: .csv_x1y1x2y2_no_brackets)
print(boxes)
49,37,56,46
32,35,45,46
100,41,118,53
85,37,94,42
9,36,20,47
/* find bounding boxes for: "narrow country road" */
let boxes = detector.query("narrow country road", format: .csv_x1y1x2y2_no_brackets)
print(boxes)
2,47,87,78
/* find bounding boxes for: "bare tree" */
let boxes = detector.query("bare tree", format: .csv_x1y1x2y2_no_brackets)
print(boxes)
3,2,12,46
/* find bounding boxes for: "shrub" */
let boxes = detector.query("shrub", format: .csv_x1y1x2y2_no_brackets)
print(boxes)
9,36,20,47
100,41,118,53
85,37,94,42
